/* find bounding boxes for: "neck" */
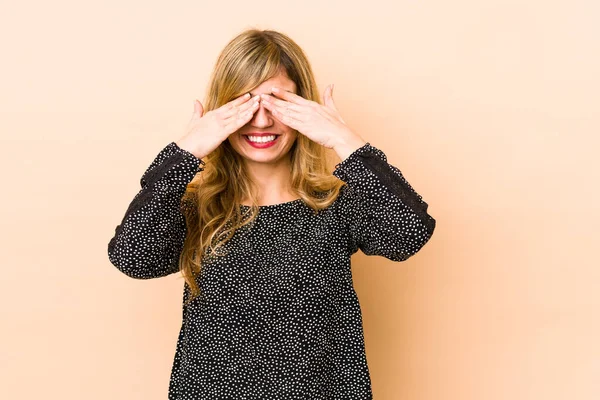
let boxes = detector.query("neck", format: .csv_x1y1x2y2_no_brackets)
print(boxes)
241,158,298,204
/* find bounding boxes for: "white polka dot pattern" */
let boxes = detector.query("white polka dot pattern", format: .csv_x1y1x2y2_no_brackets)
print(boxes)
108,142,203,279
107,141,436,399
332,142,436,260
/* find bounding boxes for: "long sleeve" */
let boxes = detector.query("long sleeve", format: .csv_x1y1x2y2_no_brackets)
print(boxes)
107,142,204,279
333,142,436,261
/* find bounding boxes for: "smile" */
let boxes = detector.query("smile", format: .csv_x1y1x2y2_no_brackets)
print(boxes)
243,135,280,148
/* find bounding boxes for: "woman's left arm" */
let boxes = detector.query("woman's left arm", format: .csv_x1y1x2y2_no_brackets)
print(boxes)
261,85,436,260
333,141,436,261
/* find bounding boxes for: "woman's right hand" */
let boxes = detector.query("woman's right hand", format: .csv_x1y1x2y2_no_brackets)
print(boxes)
176,93,261,159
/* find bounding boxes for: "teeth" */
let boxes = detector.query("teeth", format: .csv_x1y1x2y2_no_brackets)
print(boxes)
247,135,276,143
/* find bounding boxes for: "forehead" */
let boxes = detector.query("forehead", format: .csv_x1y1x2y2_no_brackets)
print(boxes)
249,73,296,95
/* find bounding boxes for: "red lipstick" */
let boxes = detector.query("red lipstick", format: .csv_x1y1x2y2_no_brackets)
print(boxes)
243,132,279,148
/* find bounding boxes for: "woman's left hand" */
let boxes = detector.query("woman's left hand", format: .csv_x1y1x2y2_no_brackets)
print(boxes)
260,84,361,149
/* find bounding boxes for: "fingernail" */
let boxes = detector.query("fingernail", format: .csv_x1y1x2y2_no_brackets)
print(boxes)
271,87,279,93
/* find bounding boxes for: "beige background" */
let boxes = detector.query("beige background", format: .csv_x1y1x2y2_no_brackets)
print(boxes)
1,0,599,399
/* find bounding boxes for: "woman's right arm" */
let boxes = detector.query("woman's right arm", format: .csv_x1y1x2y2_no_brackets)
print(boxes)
107,93,261,278
107,142,203,279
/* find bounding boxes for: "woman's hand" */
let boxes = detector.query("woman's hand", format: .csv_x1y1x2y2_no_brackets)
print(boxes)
260,84,365,152
176,93,261,159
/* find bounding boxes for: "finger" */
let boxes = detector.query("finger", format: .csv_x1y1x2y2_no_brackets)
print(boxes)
223,104,257,131
269,87,312,106
322,85,345,123
261,98,307,123
323,85,338,112
267,90,332,124
265,92,336,126
230,92,253,106
320,86,327,107
191,99,204,117
217,92,253,116
192,99,198,116
221,94,260,119
260,101,304,130
261,94,304,114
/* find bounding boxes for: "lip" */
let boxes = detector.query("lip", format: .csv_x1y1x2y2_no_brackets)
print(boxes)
244,132,280,137
244,134,279,148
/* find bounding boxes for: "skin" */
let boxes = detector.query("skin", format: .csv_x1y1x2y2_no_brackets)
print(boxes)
228,71,301,204
177,70,367,206
232,71,368,205
260,81,367,161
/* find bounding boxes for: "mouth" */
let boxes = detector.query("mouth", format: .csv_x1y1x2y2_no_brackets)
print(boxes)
243,134,280,148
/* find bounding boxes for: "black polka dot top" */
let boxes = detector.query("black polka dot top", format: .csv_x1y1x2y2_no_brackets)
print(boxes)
108,141,436,400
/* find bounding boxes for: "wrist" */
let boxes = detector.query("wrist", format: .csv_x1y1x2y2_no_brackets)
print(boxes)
332,133,367,162
175,136,207,160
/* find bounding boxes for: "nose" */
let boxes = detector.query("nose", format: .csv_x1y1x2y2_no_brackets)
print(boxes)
249,100,273,128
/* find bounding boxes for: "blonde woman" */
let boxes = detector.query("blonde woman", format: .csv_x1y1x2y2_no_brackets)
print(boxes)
108,28,436,400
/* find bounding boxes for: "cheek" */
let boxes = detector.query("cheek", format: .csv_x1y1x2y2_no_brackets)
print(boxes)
285,131,298,146
226,134,240,148
280,125,296,135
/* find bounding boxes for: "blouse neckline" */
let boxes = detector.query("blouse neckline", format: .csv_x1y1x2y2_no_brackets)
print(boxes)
239,198,304,209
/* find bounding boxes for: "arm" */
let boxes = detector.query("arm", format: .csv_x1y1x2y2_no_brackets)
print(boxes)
333,142,436,261
107,142,204,279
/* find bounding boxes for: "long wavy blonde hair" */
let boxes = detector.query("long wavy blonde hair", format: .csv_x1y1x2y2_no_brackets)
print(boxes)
179,28,346,305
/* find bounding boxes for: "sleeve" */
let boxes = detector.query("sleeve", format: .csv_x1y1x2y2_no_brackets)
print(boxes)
107,142,204,279
332,142,436,261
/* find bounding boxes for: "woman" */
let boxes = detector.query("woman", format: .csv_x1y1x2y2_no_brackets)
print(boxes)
108,28,436,400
